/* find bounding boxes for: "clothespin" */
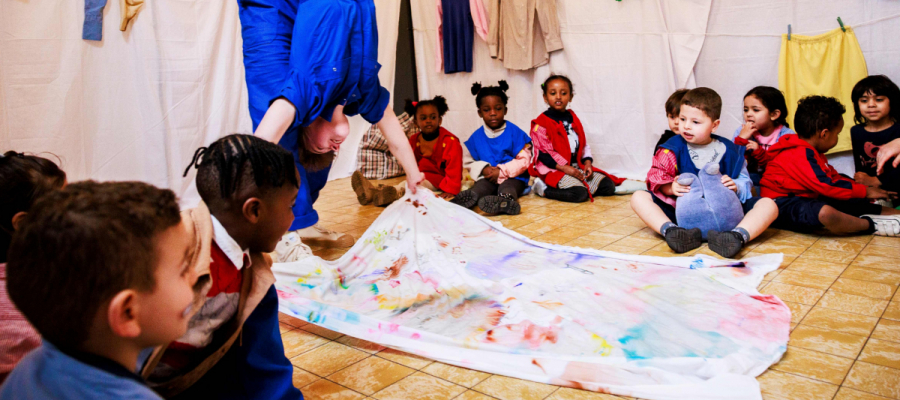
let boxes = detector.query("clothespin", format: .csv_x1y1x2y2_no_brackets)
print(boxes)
837,17,846,32
787,24,792,41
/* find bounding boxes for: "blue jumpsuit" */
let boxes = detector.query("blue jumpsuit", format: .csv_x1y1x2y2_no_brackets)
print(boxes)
239,0,392,231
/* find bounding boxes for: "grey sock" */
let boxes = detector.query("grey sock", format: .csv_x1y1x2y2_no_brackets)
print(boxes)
732,227,750,243
660,222,677,236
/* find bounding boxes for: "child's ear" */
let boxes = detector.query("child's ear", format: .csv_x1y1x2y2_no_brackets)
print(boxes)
11,211,27,230
711,119,721,133
770,109,782,122
107,290,141,339
242,197,263,223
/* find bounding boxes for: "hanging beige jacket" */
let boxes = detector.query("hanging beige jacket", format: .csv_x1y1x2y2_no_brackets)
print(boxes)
138,201,275,397
486,0,564,70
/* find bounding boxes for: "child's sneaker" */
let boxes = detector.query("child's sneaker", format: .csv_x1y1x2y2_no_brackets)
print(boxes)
351,171,374,205
451,189,478,209
664,226,702,253
274,231,314,263
708,230,744,258
532,178,547,197
373,184,404,207
862,214,900,237
478,194,521,215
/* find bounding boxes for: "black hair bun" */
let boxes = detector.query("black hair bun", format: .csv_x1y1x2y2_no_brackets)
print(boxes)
498,80,509,92
403,98,416,116
471,82,483,96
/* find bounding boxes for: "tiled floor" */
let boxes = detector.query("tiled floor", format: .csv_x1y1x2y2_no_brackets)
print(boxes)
282,177,900,400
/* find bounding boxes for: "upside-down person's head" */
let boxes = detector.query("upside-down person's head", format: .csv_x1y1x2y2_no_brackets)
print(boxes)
300,106,347,171
186,134,300,253
6,181,196,358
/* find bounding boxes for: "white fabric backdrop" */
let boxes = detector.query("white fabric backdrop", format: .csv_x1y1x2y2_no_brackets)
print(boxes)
411,0,900,179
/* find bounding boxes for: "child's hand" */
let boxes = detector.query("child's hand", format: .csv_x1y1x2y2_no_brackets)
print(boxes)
721,175,738,192
867,186,898,200
739,122,757,139
745,141,759,151
583,160,593,178
438,192,456,200
854,172,881,187
671,178,691,197
560,165,584,181
483,166,500,183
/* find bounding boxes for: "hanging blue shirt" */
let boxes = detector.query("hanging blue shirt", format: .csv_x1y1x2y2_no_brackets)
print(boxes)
0,341,162,400
464,121,532,183
239,0,390,131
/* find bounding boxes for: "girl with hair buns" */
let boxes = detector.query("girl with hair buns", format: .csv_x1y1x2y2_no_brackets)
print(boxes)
452,81,533,215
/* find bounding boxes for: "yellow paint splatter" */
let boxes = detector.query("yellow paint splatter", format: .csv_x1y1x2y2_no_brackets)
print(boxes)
532,300,564,310
591,334,613,356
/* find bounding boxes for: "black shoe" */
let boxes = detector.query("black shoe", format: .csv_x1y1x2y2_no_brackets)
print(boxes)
477,194,521,215
708,230,745,259
451,189,478,209
664,227,702,254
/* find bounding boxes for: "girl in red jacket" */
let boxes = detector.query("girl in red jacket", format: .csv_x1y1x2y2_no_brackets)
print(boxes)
352,96,463,205
529,75,623,202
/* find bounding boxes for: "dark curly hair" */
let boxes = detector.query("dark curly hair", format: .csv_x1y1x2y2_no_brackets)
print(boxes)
404,96,449,117
851,75,900,125
185,134,299,213
541,75,574,96
0,151,66,263
794,96,846,138
471,81,510,107
7,181,181,350
744,86,790,128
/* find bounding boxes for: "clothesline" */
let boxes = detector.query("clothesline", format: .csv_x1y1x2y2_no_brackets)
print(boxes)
412,12,900,38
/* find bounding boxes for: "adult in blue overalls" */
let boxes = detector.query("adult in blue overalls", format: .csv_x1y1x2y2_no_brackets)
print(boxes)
239,0,424,258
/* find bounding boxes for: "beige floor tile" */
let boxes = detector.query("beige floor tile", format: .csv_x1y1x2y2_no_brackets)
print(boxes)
610,236,661,252
842,267,900,286
799,248,859,265
756,369,839,399
884,301,900,321
861,245,900,259
421,362,491,388
301,379,365,400
760,282,825,305
376,348,434,369
872,319,900,342
834,387,894,400
372,372,465,400
293,367,318,388
596,223,643,236
328,356,414,395
291,342,369,376
472,375,558,400
811,238,868,253
782,301,812,324
769,346,854,384
871,236,900,248
773,270,837,290
532,234,576,246
750,242,810,257
788,325,867,359
817,291,890,317
335,336,387,354
544,227,590,240
800,307,879,336
851,255,900,272
279,312,309,328
283,328,331,359
859,338,900,370
302,324,345,340
546,387,627,399
455,390,499,400
831,278,897,300
280,322,296,333
787,258,849,278
844,361,900,399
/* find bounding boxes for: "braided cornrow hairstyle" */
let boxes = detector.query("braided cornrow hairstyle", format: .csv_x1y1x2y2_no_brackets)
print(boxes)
471,80,510,108
185,134,299,209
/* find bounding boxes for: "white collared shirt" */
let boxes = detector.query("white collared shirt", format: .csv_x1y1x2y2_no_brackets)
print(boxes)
210,215,251,270
483,122,507,139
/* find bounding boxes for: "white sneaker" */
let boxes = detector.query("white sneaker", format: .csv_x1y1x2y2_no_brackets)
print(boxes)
862,214,900,237
532,178,547,197
295,224,355,248
274,231,314,263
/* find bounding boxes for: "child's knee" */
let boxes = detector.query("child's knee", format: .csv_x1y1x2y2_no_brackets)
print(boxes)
817,205,842,225
753,197,778,215
631,190,651,209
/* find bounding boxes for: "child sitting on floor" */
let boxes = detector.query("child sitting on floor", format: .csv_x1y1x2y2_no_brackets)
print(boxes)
452,81,532,215
0,151,66,384
352,96,463,205
530,75,624,202
761,96,900,236
850,75,900,194
142,134,303,399
631,87,779,258
1,181,195,399
732,86,796,185
655,89,689,151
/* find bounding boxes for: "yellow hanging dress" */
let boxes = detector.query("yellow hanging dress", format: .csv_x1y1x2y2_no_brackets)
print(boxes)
779,27,867,153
